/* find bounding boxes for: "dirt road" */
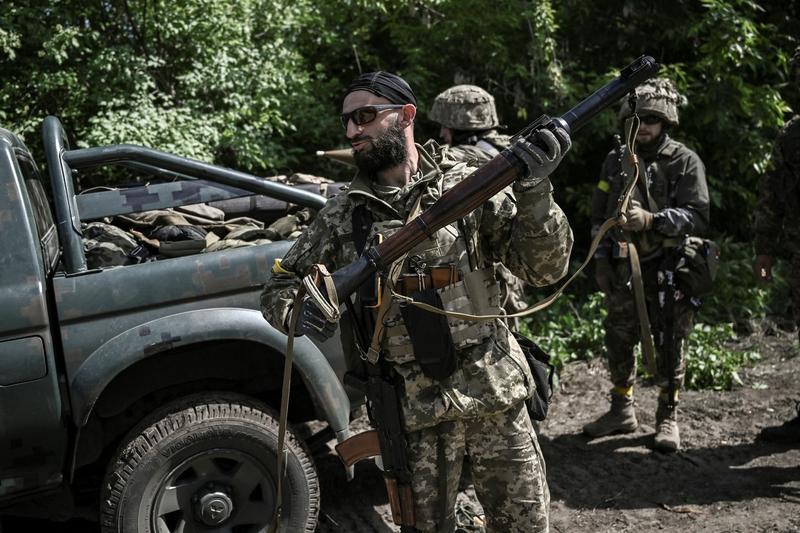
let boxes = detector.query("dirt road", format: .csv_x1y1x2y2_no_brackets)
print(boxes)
314,329,800,532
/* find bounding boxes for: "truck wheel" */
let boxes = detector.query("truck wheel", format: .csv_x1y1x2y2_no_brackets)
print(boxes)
100,394,318,533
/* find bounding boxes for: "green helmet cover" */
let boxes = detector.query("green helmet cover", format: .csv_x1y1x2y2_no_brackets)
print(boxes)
619,77,687,126
429,85,500,130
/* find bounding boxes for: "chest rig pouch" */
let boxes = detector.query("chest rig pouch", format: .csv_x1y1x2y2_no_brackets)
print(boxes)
399,265,501,380
363,204,501,380
399,287,458,380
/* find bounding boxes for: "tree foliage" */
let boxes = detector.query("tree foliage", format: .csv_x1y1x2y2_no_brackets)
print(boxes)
1,0,797,323
0,0,330,170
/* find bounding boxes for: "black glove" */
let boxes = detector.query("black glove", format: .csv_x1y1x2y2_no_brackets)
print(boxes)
512,127,572,190
291,297,338,342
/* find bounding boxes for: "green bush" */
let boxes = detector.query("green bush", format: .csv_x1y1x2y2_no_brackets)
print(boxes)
682,323,760,390
523,290,761,391
521,291,606,371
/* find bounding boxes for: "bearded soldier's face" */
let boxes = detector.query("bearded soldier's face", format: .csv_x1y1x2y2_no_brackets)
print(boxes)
342,91,408,175
636,116,664,146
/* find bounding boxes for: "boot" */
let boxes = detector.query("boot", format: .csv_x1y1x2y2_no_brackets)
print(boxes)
654,398,680,452
759,401,800,443
583,390,638,437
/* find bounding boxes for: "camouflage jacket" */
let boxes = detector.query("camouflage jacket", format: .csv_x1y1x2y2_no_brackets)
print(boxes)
755,116,800,256
591,133,710,259
261,140,573,431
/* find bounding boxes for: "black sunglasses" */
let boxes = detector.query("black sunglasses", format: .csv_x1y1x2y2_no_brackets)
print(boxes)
340,104,405,128
639,115,662,125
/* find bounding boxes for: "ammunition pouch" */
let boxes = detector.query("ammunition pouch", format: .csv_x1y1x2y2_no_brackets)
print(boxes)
674,236,720,297
400,288,458,380
383,266,497,365
513,333,555,421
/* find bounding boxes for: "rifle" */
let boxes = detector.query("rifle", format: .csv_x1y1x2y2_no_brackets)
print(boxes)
337,369,415,527
322,55,660,306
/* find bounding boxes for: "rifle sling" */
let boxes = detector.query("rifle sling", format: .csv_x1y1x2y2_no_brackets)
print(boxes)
269,283,307,533
389,113,657,375
627,239,658,376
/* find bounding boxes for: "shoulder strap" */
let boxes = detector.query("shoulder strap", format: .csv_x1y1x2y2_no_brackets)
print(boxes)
352,204,375,255
365,194,424,363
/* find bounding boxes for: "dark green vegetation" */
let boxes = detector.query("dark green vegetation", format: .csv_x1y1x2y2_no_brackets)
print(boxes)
2,0,797,389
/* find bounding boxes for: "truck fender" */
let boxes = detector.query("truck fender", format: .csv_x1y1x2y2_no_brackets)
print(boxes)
69,308,352,442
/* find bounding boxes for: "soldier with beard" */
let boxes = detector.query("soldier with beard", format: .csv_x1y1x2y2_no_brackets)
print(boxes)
584,78,710,453
261,71,573,532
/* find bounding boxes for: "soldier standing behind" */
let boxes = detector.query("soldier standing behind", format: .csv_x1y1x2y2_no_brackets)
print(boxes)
583,78,710,452
262,71,573,532
428,85,528,324
753,47,800,443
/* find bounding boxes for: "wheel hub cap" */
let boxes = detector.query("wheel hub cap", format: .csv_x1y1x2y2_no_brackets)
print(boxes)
196,490,233,526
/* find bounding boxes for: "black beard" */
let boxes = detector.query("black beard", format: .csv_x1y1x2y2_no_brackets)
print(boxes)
353,122,408,176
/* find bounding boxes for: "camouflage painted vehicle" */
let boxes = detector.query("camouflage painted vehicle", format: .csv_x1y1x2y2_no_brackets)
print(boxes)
0,116,356,532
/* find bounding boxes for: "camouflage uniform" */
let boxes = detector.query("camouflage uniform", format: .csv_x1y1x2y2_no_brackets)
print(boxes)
592,133,710,390
429,85,527,319
754,115,800,331
262,140,573,532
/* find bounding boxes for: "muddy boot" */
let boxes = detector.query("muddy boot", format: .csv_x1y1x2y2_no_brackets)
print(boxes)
759,401,800,443
654,398,680,452
583,390,638,437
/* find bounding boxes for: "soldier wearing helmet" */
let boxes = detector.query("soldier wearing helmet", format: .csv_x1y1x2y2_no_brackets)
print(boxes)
428,84,512,163
584,77,710,453
429,84,526,325
754,47,800,443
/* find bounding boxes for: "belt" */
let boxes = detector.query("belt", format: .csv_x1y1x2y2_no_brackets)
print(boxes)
396,265,461,295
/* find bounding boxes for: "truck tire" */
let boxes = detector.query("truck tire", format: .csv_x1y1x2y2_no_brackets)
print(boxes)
100,393,318,533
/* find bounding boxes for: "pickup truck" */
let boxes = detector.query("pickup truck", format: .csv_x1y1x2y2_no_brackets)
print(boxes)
0,116,357,532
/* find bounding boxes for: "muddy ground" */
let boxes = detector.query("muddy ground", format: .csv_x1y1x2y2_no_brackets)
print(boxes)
3,328,798,532
314,327,800,533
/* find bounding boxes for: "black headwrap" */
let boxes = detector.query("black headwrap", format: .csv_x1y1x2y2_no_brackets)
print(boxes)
344,71,417,106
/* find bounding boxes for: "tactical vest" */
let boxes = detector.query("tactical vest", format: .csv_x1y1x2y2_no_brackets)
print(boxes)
336,144,533,431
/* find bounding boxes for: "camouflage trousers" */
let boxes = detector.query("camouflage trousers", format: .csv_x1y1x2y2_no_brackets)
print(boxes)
603,258,694,390
406,402,549,533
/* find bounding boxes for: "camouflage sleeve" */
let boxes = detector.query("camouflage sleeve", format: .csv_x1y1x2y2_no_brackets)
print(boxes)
652,150,710,237
480,177,573,286
259,197,344,334
754,131,791,256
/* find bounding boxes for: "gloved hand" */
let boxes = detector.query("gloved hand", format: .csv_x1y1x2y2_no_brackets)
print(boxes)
289,297,338,341
595,259,615,296
752,254,774,282
620,200,654,232
512,127,572,189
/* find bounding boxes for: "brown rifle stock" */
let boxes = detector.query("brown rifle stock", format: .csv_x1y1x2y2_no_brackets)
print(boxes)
328,55,659,302
335,430,416,526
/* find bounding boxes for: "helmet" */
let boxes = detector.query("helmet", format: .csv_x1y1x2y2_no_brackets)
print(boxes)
618,77,687,126
428,85,499,130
